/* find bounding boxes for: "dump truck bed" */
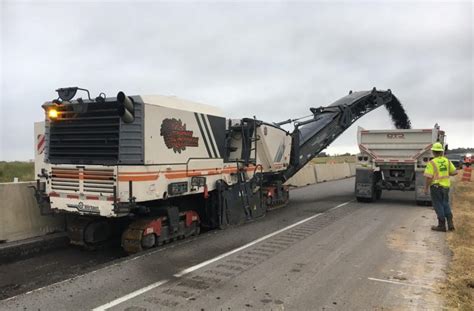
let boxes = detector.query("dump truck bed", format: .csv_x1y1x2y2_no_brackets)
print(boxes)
357,127,444,163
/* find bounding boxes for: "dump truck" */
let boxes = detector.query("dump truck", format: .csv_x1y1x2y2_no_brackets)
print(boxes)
34,87,410,253
355,126,446,205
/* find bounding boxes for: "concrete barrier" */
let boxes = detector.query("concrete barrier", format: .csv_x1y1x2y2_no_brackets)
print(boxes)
0,163,356,244
0,182,65,243
286,162,355,186
349,163,356,176
332,163,352,179
285,164,317,187
316,163,354,182
314,164,334,182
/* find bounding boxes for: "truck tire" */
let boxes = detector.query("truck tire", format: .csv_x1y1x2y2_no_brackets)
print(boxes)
375,189,382,200
356,196,367,203
416,200,432,206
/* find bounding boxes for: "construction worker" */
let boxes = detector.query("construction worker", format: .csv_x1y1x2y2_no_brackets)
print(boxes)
424,142,458,232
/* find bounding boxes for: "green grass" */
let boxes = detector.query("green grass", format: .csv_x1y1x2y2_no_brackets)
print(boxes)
310,155,356,164
0,162,35,182
445,180,474,310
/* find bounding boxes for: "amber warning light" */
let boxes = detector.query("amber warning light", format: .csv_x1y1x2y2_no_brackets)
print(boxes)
48,108,58,119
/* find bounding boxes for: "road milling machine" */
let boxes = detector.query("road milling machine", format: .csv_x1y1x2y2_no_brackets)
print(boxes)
34,87,410,253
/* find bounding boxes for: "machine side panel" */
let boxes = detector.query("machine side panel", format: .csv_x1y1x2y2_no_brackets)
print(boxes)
144,104,226,164
256,125,291,172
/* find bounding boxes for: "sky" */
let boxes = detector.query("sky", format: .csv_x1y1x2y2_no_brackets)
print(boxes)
1,0,473,161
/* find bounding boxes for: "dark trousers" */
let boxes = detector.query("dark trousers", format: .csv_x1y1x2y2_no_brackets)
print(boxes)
430,185,452,220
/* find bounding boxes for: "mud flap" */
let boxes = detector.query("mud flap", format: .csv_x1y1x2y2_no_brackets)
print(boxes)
415,171,431,204
355,169,375,199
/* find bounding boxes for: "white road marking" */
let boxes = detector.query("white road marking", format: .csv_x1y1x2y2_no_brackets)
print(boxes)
91,280,168,311
328,200,353,211
368,277,433,290
174,199,354,278
174,213,323,277
93,198,354,309
2,232,205,302
7,198,354,309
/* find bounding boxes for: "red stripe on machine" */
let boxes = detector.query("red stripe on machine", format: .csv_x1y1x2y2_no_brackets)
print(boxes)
37,135,45,154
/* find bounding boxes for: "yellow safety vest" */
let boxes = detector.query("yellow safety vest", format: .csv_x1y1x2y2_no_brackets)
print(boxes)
423,156,456,188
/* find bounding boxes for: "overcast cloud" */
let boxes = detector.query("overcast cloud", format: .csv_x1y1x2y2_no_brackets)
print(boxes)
1,0,473,160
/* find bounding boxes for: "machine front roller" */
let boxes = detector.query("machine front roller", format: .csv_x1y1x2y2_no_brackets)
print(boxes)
68,216,112,248
121,210,200,254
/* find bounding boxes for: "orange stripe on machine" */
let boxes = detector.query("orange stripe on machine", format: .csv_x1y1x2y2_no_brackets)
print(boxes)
118,174,159,182
117,165,256,181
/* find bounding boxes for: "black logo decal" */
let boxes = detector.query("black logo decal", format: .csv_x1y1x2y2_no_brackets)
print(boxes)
387,133,405,139
160,118,199,153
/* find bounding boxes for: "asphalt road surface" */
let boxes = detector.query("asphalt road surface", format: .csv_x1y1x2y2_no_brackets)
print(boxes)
0,178,449,310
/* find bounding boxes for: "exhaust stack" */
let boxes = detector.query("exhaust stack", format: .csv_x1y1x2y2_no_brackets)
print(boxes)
117,91,135,123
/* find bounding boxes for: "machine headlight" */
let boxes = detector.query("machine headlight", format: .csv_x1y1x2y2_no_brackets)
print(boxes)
48,108,58,119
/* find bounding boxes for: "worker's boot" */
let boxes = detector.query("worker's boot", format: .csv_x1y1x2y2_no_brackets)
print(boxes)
431,218,447,232
447,215,455,231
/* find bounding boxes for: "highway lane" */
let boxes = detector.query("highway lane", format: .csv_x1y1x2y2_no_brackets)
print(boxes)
0,178,449,310
0,178,355,303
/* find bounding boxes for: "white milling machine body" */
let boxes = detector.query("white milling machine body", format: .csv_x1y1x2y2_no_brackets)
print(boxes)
34,87,405,253
355,126,446,204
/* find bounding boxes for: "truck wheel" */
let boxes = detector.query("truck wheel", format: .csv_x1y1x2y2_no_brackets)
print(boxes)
356,196,367,202
416,200,432,206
